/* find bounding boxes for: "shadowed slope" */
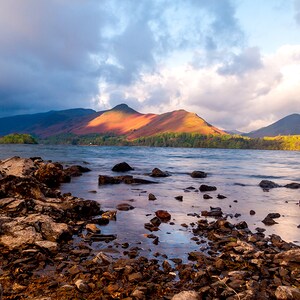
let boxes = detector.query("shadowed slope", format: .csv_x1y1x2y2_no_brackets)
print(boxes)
247,114,300,138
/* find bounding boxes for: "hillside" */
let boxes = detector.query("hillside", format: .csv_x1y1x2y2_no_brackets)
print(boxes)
0,104,226,139
0,108,97,137
247,114,300,138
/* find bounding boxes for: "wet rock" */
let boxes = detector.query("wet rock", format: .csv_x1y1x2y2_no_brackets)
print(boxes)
34,162,65,188
150,217,161,227
199,184,217,192
201,206,223,217
267,213,281,219
217,194,226,199
262,216,278,225
203,194,212,199
64,165,91,177
190,171,207,178
75,279,90,293
259,180,280,189
148,193,156,200
92,252,114,265
235,221,248,229
112,162,134,172
101,210,117,220
98,175,121,185
116,203,135,211
284,182,300,189
150,168,170,177
155,210,171,222
275,285,300,299
86,223,100,233
144,223,159,232
250,210,256,215
175,195,183,201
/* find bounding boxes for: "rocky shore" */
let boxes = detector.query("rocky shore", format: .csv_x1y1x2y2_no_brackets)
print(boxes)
0,157,299,299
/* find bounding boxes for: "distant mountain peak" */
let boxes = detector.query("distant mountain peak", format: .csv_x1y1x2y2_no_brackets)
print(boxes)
109,103,138,114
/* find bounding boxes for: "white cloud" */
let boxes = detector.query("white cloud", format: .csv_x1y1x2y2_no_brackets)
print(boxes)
97,45,300,132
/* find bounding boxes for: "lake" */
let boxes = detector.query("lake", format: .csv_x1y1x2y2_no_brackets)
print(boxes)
0,144,299,260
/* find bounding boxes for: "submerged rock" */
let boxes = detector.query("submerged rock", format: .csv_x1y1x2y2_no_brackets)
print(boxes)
155,210,171,222
150,168,170,177
112,162,134,172
148,193,157,200
259,180,280,189
116,203,135,211
190,171,207,178
284,182,300,189
199,184,217,192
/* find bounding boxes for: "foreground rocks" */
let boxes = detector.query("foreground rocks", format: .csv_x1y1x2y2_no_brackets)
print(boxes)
0,156,299,299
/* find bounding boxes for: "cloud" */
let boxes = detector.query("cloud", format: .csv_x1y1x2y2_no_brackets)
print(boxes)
99,45,300,132
0,0,245,117
294,0,300,24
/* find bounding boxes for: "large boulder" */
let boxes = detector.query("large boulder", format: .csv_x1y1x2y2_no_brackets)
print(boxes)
0,214,71,250
0,156,37,177
64,165,91,177
34,163,65,188
0,175,46,200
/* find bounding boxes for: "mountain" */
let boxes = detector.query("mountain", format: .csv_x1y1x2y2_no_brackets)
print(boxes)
247,114,300,138
0,104,226,139
0,108,97,137
224,129,244,135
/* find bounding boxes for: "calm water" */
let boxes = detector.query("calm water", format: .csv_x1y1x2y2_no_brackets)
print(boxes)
0,145,300,260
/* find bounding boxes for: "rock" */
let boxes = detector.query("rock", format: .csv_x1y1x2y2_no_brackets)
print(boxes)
0,156,37,177
275,286,300,299
112,162,134,172
101,210,117,220
0,175,46,200
190,171,207,178
235,221,248,229
150,217,161,227
35,240,58,253
175,195,183,201
148,193,156,200
128,272,143,282
64,165,91,177
250,210,256,215
150,168,170,177
86,223,100,233
262,216,278,225
201,210,222,217
217,194,226,199
92,252,114,265
199,184,217,192
34,163,65,188
98,175,121,185
203,194,212,199
75,279,90,293
171,291,200,300
274,249,300,264
155,210,171,222
284,182,300,189
259,180,280,189
267,213,281,219
116,203,135,211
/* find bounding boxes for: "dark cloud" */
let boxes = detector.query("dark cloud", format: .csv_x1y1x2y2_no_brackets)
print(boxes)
218,47,263,76
0,0,245,117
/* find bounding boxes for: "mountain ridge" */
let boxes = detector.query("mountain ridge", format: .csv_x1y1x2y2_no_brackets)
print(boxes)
0,104,226,139
246,113,300,138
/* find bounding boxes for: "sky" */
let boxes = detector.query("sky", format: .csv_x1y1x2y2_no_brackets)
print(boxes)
0,0,300,132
